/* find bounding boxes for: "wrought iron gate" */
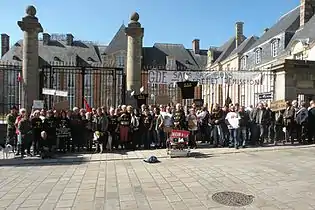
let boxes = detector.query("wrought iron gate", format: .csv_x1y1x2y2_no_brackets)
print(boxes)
40,64,124,109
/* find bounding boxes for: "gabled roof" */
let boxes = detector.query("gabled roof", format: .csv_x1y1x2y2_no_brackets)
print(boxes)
213,37,237,64
188,49,208,69
229,36,258,57
249,6,300,50
1,39,102,64
153,43,200,68
104,24,127,55
287,14,315,49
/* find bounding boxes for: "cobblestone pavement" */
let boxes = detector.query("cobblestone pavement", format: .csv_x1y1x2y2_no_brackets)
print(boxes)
1,147,315,210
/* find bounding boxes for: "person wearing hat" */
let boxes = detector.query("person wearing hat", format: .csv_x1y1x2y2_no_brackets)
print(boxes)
5,106,18,149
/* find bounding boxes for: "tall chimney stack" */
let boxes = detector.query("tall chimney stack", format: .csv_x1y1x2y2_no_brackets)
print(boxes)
1,33,10,57
300,0,315,27
66,34,73,46
42,33,50,45
192,39,200,54
235,22,244,47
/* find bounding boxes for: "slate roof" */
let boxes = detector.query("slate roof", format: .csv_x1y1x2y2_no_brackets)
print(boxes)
229,36,259,57
1,39,103,65
150,43,207,69
213,37,237,64
249,6,300,50
286,14,315,49
104,24,127,55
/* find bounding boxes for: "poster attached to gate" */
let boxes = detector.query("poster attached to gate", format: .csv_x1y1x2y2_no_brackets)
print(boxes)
147,69,262,85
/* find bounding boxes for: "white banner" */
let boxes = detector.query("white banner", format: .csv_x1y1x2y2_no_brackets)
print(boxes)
148,70,262,85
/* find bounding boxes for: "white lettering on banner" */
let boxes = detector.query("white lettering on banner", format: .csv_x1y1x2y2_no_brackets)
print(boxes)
147,70,262,85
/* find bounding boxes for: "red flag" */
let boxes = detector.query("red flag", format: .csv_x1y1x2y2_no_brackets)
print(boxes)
83,97,92,112
17,72,22,82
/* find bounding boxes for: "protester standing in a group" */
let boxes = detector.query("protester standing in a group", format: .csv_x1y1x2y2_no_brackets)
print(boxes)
94,107,108,153
43,110,57,152
31,110,43,155
5,106,18,149
18,113,32,157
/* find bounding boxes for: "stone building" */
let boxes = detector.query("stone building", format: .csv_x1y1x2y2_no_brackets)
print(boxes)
206,0,315,107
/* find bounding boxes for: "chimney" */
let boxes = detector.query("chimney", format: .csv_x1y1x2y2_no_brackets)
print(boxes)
264,28,269,33
235,22,244,47
300,0,315,27
66,34,74,46
1,33,10,57
42,33,50,45
192,39,200,54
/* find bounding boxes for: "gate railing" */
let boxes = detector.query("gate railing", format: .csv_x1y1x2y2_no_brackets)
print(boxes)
0,61,124,118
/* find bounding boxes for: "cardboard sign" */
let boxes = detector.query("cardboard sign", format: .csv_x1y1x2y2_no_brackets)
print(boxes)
156,95,169,105
33,100,44,109
270,100,286,111
54,100,69,111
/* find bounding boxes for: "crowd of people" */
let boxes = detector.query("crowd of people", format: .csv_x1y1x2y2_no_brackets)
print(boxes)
3,99,315,158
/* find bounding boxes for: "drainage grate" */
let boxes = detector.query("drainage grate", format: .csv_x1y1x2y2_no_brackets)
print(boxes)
211,191,254,207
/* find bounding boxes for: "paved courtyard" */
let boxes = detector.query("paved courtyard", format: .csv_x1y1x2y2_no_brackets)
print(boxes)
0,147,315,210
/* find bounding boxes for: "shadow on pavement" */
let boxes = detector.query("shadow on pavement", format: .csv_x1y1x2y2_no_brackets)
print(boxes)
0,153,90,167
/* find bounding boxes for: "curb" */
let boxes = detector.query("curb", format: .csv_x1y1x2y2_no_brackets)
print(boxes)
0,144,314,166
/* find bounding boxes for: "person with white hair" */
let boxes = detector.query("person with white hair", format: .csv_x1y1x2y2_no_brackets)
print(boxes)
118,105,132,149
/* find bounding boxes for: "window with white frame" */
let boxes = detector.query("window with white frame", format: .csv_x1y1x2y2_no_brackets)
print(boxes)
240,56,247,70
67,73,75,108
271,39,279,57
255,48,262,64
294,52,304,60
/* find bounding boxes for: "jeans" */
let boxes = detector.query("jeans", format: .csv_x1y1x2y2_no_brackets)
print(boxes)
212,125,224,146
229,128,240,148
239,127,247,146
153,129,165,147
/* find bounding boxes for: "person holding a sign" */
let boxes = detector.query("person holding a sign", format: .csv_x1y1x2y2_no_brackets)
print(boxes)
56,111,71,153
172,103,186,130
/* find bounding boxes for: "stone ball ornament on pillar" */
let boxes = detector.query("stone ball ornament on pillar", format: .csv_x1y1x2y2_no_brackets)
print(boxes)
130,12,140,22
26,5,37,16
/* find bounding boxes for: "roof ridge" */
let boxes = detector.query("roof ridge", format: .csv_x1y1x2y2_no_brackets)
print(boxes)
279,5,300,20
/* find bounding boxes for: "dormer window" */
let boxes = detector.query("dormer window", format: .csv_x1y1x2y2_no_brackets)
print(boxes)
87,57,95,62
255,48,262,64
271,39,279,57
240,56,247,70
12,56,21,61
54,56,62,62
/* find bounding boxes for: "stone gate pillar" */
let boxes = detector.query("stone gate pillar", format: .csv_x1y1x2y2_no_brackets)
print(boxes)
125,12,144,106
17,5,43,112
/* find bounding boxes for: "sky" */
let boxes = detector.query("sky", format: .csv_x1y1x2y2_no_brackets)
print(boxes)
0,0,300,49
